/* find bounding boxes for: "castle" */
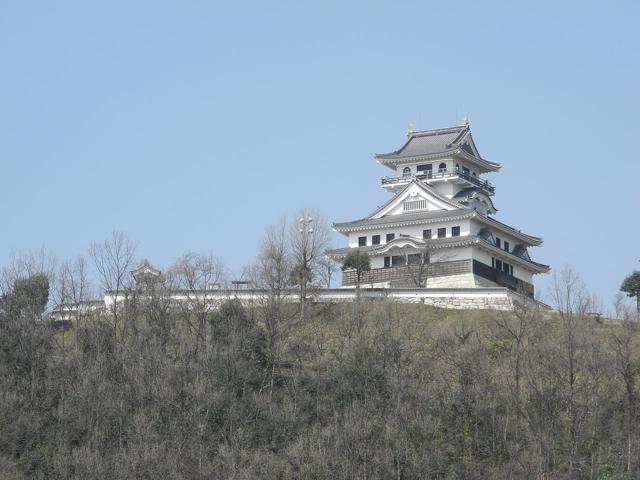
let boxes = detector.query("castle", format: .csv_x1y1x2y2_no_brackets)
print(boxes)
50,120,550,319
327,120,549,297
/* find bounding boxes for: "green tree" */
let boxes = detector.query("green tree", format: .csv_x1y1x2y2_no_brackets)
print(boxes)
3,274,49,318
621,270,640,317
341,251,371,289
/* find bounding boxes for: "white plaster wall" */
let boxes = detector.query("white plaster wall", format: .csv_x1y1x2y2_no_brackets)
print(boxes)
347,219,472,247
431,182,456,198
471,244,534,284
370,256,385,269
468,221,536,283
426,272,477,288
512,265,534,284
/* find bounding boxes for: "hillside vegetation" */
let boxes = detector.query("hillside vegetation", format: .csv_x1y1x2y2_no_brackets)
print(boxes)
1,294,639,479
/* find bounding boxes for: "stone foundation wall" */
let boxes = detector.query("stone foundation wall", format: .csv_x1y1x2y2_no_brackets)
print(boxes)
424,273,483,289
394,293,515,310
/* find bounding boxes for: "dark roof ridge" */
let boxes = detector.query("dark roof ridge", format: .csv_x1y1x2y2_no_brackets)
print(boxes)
409,124,468,137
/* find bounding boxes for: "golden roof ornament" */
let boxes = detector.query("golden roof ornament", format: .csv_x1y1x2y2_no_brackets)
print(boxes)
407,122,414,136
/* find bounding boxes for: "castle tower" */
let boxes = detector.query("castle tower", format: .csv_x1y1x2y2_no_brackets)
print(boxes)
327,122,549,297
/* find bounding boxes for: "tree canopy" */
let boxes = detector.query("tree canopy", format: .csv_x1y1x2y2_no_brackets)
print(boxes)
621,270,640,315
2,273,49,318
341,250,371,288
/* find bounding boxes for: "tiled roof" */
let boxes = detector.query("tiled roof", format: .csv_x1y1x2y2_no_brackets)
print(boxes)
453,187,498,213
376,126,467,159
326,235,479,257
333,208,475,232
326,235,550,273
375,124,500,171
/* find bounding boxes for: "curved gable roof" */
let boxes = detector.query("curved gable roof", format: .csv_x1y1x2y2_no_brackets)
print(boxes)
375,124,500,172
368,179,463,218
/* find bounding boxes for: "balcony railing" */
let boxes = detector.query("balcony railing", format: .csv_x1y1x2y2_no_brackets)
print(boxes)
381,169,495,194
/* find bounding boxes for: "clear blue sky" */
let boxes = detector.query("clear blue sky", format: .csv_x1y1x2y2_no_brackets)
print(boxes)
1,1,639,306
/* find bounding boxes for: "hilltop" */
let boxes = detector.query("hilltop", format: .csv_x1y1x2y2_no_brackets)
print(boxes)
1,297,639,479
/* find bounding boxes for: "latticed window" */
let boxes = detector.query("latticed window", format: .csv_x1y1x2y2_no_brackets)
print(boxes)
403,199,428,212
402,167,411,177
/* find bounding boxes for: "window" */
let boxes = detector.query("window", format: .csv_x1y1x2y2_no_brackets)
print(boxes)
372,235,380,245
496,237,501,248
502,262,510,274
504,241,510,252
423,229,432,240
462,166,470,175
455,163,460,172
403,199,428,211
438,162,447,173
437,228,446,238
417,164,432,176
391,255,404,266
386,233,395,242
358,236,366,247
452,226,460,237
384,256,391,268
495,259,503,271
402,167,411,177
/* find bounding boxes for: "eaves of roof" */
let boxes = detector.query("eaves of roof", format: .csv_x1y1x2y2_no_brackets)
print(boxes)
376,149,500,172
333,208,476,233
475,215,543,246
326,236,550,274
334,207,543,247
374,125,500,172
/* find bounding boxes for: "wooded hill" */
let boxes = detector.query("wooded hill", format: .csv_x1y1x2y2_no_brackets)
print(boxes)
1,287,639,479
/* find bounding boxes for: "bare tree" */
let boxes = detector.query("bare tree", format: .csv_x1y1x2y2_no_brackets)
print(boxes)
249,220,292,341
289,210,330,316
317,255,339,289
55,255,93,349
401,238,453,288
611,307,639,473
90,230,136,340
245,219,296,402
550,265,592,478
1,248,57,301
170,252,226,350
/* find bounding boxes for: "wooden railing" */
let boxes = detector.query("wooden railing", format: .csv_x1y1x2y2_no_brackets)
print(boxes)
381,169,495,194
342,260,472,287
